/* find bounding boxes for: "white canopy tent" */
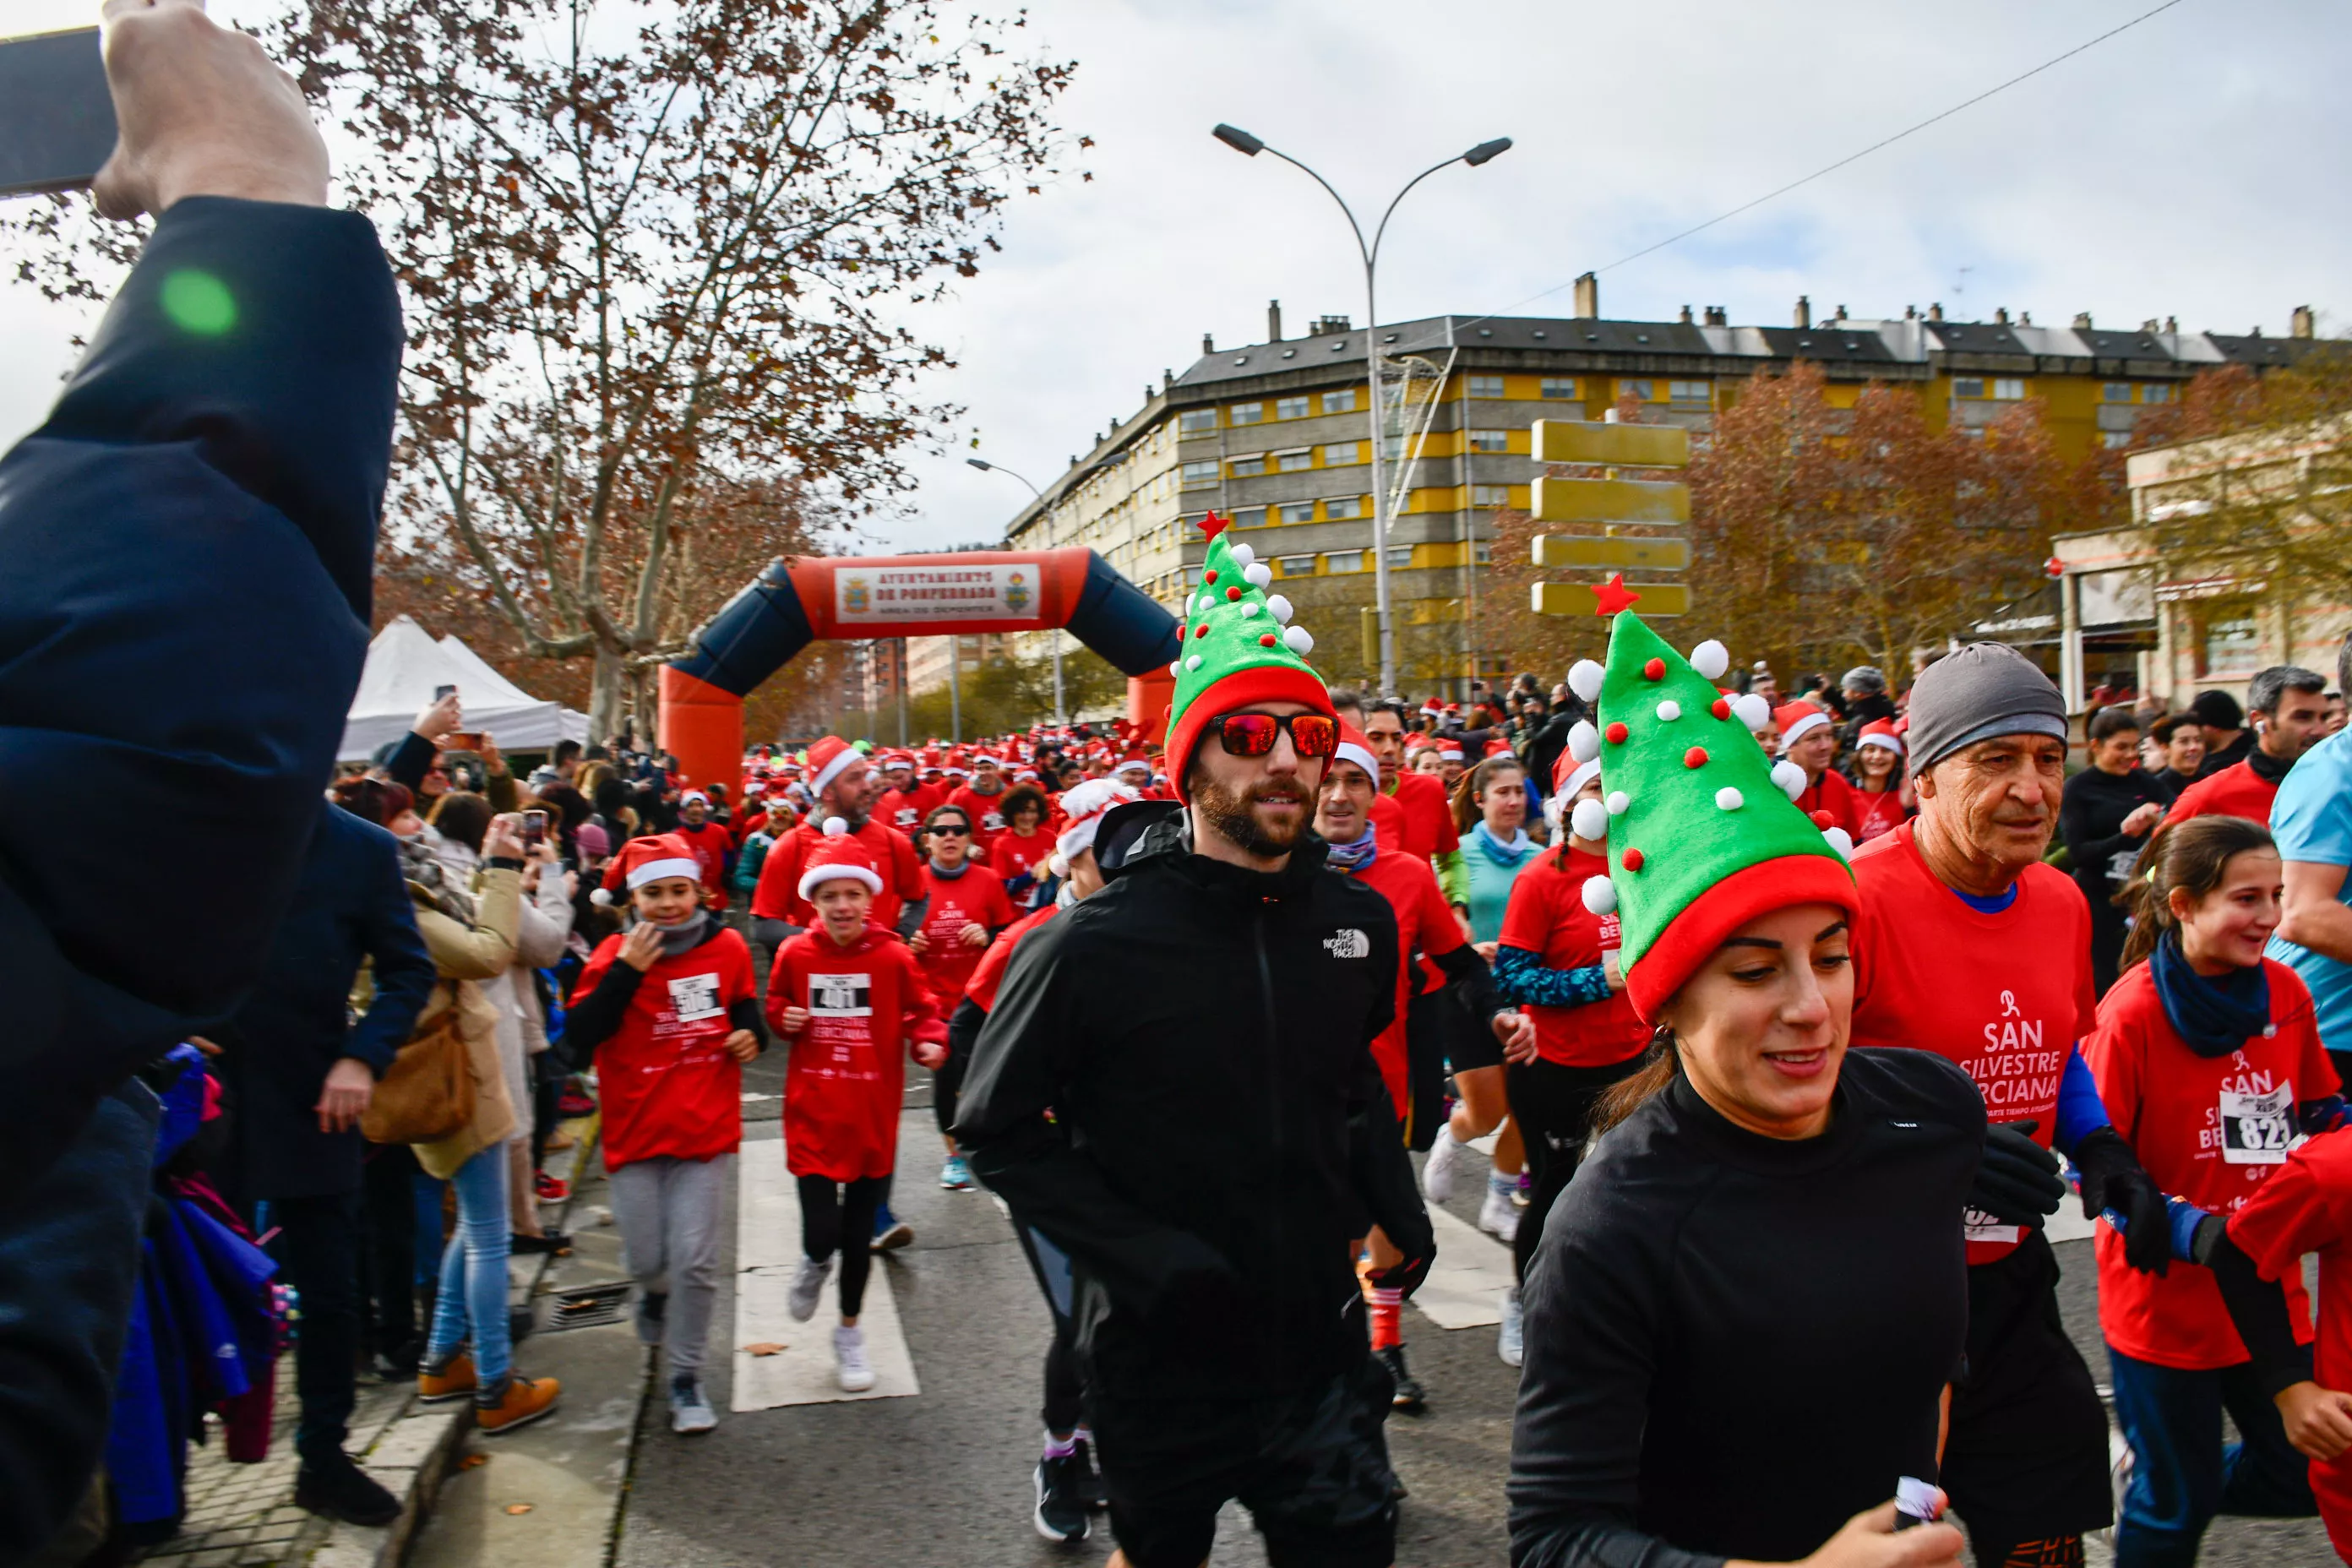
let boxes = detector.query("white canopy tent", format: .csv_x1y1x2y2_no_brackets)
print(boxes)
340,616,591,761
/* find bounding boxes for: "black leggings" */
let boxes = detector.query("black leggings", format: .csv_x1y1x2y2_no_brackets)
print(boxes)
798,1173,889,1317
1013,1221,1085,1435
1505,1054,1647,1283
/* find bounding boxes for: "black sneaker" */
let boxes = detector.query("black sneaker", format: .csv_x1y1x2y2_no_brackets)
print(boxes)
1375,1344,1424,1412
1033,1453,1092,1544
1070,1437,1108,1511
294,1452,402,1527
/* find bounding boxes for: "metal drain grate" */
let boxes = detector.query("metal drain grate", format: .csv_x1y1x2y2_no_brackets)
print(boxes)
545,1281,631,1331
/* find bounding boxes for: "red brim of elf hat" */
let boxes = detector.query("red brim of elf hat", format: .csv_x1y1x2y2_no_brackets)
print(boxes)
1165,665,1336,803
1623,854,1859,1024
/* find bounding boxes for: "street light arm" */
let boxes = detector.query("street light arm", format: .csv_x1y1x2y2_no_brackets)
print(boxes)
1259,144,1372,269
969,458,1044,498
1368,154,1478,271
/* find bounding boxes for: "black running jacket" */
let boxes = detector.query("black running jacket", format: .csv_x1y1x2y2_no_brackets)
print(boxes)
954,807,1434,1401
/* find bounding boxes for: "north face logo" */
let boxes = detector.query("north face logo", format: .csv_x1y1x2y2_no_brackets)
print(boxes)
1322,928,1371,959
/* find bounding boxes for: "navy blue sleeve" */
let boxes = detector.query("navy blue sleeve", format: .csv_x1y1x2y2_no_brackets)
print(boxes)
346,814,433,1075
0,197,401,1200
382,729,437,792
2053,1044,2113,1157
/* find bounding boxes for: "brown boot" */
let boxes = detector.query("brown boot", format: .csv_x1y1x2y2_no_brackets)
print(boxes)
416,1352,476,1404
476,1375,562,1435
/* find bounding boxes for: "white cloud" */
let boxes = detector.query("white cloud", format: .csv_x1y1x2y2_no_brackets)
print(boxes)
8,0,2347,564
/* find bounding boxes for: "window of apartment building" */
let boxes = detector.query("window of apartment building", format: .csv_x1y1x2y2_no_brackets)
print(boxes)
1467,374,1506,400
2101,431,2132,450
2102,382,2133,404
1322,442,1363,466
1952,378,1984,400
1229,401,1265,425
1669,380,1712,405
1275,447,1314,473
1618,378,1654,402
1181,460,1219,489
1540,377,1579,400
1324,495,1367,520
1467,428,1511,454
1228,454,1266,477
1326,549,1365,574
2199,606,2262,678
1386,546,1414,569
1380,435,1406,462
1277,502,1316,524
1275,395,1310,420
1473,484,1510,508
1230,506,1268,529
1472,541,1494,564
1990,378,2026,400
1322,388,1358,415
1277,554,1317,576
1179,408,1218,435
2142,384,2173,404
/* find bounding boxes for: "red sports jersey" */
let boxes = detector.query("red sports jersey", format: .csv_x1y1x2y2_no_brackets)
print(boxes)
1849,783,1908,845
1497,847,1650,1069
672,818,732,902
1850,822,2099,1265
912,863,1015,1008
2226,1131,2352,1560
572,928,757,1170
2160,759,2279,829
1340,847,1466,1121
1795,768,1860,838
1376,771,1460,862
767,923,947,1181
750,818,925,929
2087,957,2333,1369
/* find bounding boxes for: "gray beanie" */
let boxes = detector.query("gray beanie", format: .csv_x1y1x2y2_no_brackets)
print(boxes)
1841,665,1887,695
1906,644,2066,770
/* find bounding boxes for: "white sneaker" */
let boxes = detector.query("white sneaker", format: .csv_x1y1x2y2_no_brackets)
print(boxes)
1478,1183,1521,1244
669,1375,718,1435
787,1255,832,1323
1498,1286,1523,1368
1422,1125,1467,1203
835,1326,875,1392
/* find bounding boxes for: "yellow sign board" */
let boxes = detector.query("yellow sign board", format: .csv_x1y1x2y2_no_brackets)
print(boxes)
1532,580,1691,618
1532,475,1690,525
1530,419,1690,467
1532,536,1690,571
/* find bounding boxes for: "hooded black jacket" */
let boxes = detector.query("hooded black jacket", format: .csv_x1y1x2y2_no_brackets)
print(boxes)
953,807,1432,1402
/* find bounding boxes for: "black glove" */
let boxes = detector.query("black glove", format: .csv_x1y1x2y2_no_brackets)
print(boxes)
1366,1248,1434,1300
2073,1124,2172,1277
1968,1118,2066,1230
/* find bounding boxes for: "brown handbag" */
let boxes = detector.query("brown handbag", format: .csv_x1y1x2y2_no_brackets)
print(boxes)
362,981,472,1145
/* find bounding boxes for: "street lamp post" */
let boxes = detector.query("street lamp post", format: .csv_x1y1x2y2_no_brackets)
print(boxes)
968,456,1066,725
1211,125,1511,700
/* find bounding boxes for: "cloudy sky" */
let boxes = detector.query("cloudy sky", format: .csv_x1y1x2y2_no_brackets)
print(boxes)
5,0,2347,557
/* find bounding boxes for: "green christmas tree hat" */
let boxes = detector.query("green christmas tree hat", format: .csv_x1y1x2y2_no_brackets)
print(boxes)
1163,513,1332,801
1561,577,1857,1021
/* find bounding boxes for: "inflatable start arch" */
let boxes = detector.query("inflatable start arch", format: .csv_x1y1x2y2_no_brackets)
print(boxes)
658,548,1183,789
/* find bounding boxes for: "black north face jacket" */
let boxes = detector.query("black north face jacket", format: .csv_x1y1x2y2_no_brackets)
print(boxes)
954,806,1433,1401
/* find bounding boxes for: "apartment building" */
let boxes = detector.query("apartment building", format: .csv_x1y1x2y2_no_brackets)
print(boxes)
999,290,2322,694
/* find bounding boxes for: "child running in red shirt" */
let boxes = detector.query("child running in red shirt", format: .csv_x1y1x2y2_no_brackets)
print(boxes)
2085,814,2344,1560
766,820,950,1392
567,835,765,1435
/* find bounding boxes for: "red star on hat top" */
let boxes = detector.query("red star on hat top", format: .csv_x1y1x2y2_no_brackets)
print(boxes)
1591,573,1642,617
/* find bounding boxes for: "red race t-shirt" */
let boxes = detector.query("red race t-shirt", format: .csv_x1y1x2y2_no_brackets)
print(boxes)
2087,956,2333,1368
1795,768,1860,838
876,787,929,836
912,863,1015,1009
1850,822,2099,1265
967,905,1059,1013
750,818,925,929
989,829,1054,893
1498,847,1650,1069
949,785,1012,853
2160,759,2280,830
572,928,757,1170
1850,783,1908,845
1342,848,1465,1122
2227,1131,2352,1558
767,923,947,1181
672,819,732,901
1377,771,1461,862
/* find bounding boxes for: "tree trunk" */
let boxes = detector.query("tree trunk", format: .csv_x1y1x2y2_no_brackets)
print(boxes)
588,641,625,749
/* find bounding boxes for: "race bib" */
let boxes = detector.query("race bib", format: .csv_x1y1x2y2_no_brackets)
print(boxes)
2106,848,2141,885
666,972,722,1024
808,973,873,1017
2220,1082,2295,1164
1963,1207,2020,1245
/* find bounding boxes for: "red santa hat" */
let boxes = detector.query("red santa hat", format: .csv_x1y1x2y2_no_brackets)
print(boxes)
680,789,709,807
1774,702,1833,749
798,736,863,798
1331,721,1380,790
1855,718,1905,755
798,817,885,901
1052,779,1143,873
591,832,704,906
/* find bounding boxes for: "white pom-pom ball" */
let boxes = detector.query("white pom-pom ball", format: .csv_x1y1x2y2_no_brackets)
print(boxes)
1733,693,1772,732
1606,790,1631,815
1570,798,1610,841
1567,720,1599,763
1266,594,1293,623
1770,760,1807,800
1580,875,1619,916
1169,660,1183,678
1244,563,1272,588
1229,542,1255,566
1715,786,1744,811
1282,625,1314,656
591,886,615,906
1241,602,1260,618
1690,640,1729,681
1046,852,1071,879
824,815,850,837
1657,700,1681,721
1569,659,1605,703
1186,653,1204,671
1824,826,1855,858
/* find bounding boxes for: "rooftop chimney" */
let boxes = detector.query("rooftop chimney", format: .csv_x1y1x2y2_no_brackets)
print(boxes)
2164,316,2178,334
2072,312,2093,329
1993,307,2009,325
2293,305,2316,339
1794,294,1811,329
1679,304,1694,324
1267,299,1283,342
1928,302,1944,321
2142,318,2161,332
1202,332,1215,355
1703,306,1728,326
1572,271,1598,318
1904,304,1917,319
1833,303,1848,321
1163,368,1174,389
2019,311,2033,326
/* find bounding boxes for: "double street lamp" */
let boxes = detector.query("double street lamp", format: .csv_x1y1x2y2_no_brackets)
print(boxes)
966,456,1066,726
1211,124,1511,699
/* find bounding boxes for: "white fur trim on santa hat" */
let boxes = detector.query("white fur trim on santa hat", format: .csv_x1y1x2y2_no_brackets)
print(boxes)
798,860,885,900
627,856,702,890
1332,737,1380,790
1856,729,1905,755
808,739,863,798
1778,707,1832,749
680,789,709,806
1056,780,1143,861
1560,757,1603,803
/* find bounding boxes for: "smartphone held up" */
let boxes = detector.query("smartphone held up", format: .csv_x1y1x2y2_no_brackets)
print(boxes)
0,28,115,200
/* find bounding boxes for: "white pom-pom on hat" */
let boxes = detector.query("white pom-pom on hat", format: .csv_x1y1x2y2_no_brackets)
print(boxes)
1169,660,1183,678
1770,760,1806,801
1824,826,1855,857
1733,693,1772,732
1187,654,1204,671
1715,786,1745,811
1283,626,1314,656
1229,542,1255,566
1606,790,1630,815
1568,659,1604,703
824,816,850,836
1244,563,1272,588
1570,798,1610,841
1581,875,1619,915
1266,594,1293,623
1657,700,1681,721
1567,719,1599,763
1690,640,1729,681
1046,852,1071,879
591,887,615,906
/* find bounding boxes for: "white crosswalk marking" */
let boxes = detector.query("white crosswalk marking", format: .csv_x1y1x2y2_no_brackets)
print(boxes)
1413,1204,1517,1330
731,1136,921,1410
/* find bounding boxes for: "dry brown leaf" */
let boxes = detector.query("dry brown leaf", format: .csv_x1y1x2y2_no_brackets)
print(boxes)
744,1342,787,1357
459,1455,488,1470
506,1504,534,1516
